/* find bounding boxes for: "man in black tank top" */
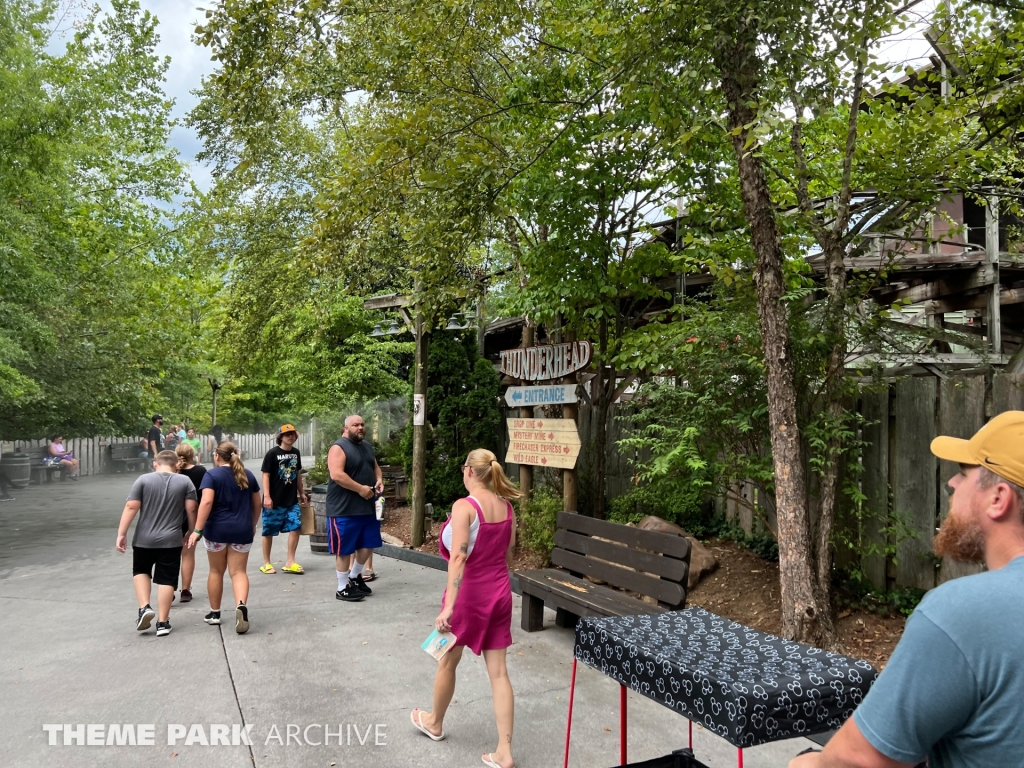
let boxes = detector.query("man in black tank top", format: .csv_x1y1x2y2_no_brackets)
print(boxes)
326,415,384,601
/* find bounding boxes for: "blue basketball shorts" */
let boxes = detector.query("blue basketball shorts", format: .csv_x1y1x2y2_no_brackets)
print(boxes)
326,515,383,556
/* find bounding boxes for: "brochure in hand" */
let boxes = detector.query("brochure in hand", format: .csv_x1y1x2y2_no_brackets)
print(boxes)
421,629,458,661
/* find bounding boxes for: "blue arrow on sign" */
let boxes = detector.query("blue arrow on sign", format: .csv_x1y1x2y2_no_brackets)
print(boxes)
512,390,523,402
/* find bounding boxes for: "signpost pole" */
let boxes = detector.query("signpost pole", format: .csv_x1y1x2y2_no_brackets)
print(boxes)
562,330,578,513
518,321,534,502
411,285,429,548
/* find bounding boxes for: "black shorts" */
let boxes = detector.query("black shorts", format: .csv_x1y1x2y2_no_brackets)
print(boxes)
132,546,182,587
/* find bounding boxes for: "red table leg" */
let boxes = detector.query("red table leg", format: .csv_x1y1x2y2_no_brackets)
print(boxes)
688,719,693,750
620,684,627,765
564,658,578,768
738,747,744,768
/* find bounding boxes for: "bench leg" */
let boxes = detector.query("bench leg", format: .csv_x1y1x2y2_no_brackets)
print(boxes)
521,591,545,632
555,607,579,629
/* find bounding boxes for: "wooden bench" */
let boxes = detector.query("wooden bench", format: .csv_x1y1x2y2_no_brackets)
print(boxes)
27,447,64,484
517,511,691,632
108,443,148,473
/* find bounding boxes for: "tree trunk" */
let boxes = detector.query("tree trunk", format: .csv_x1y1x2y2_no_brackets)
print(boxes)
813,235,850,609
715,28,837,646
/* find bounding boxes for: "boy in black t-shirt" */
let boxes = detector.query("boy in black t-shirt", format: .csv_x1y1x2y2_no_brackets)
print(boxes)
259,425,308,574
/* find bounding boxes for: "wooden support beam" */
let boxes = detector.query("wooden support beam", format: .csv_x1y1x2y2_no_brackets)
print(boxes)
876,264,997,304
924,287,1024,315
611,373,638,403
942,321,1024,346
848,353,1010,367
987,196,1002,354
363,293,409,310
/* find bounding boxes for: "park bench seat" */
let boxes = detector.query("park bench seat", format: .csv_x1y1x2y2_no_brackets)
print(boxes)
108,443,147,473
28,446,63,484
518,511,691,632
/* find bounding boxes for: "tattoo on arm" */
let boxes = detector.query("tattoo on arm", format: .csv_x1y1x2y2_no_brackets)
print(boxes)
459,542,468,554
454,575,462,589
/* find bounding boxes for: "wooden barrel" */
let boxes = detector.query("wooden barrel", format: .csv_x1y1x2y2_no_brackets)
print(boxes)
1,452,32,489
309,484,330,555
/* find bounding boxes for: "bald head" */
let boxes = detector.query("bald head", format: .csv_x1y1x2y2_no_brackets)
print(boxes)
344,414,366,443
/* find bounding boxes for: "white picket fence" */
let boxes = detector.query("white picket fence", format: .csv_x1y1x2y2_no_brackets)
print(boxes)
3,430,313,477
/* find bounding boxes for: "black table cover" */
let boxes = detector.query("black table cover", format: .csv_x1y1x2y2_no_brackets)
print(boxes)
574,608,877,748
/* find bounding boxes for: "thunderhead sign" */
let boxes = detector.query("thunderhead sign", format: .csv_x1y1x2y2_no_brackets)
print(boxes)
500,340,592,382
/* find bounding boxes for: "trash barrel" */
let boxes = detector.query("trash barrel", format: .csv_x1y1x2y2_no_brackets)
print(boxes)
1,451,32,489
309,484,330,555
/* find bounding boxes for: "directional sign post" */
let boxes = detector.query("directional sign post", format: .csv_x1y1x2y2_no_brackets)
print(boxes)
505,418,581,470
504,385,578,408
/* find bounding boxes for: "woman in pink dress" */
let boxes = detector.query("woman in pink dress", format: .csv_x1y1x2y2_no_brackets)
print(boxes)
411,449,522,768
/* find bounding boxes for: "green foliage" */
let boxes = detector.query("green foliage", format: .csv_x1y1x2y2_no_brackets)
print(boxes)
836,575,925,618
515,484,562,560
0,0,194,439
607,483,714,538
401,333,502,514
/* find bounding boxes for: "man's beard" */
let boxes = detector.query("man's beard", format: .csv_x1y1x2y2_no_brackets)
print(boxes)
347,432,363,444
934,509,986,563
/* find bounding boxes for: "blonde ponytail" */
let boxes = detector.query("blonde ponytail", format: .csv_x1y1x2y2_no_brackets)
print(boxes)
215,441,249,489
175,442,196,467
465,449,523,499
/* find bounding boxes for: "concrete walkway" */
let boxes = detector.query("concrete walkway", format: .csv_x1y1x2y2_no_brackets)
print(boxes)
0,465,817,767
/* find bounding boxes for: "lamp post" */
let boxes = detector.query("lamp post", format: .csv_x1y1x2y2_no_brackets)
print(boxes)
199,375,223,426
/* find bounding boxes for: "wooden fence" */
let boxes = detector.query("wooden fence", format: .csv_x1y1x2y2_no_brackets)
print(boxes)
2,430,313,477
719,373,1024,592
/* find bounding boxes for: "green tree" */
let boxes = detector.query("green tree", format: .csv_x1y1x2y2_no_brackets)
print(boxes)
0,0,191,438
401,332,502,513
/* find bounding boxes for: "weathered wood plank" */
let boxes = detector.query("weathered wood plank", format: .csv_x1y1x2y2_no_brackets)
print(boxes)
517,569,665,617
993,373,1024,413
936,376,987,584
554,530,689,582
550,548,686,606
556,511,691,559
892,378,938,591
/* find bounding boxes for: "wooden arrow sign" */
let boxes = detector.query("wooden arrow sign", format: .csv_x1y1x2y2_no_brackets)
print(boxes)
505,418,580,469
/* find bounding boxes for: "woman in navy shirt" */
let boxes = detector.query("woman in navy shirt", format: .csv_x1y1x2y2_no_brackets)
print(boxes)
188,442,261,634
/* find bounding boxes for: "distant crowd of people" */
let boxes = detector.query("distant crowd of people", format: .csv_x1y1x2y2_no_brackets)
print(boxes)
142,415,226,464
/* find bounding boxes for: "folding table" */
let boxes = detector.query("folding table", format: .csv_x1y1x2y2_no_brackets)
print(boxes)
564,608,878,767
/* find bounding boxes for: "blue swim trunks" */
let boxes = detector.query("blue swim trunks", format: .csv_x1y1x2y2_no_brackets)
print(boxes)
262,504,301,537
326,515,383,556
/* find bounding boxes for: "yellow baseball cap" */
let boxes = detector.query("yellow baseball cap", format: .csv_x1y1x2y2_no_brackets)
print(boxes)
931,410,1024,487
277,424,298,436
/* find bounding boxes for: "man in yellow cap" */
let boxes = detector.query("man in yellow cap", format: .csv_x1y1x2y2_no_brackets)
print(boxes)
792,410,1024,768
259,425,308,575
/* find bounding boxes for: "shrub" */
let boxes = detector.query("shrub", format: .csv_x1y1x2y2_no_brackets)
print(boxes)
607,481,716,538
516,485,562,561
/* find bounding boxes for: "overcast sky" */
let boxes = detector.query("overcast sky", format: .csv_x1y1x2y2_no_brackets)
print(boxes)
50,0,940,197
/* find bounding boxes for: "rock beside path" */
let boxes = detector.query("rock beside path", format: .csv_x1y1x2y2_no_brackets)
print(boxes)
637,515,719,589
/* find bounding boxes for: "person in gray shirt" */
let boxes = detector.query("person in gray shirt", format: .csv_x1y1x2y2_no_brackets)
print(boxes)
791,410,1024,768
116,450,198,637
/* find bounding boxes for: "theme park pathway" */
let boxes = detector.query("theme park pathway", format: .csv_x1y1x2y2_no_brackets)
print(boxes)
0,464,819,767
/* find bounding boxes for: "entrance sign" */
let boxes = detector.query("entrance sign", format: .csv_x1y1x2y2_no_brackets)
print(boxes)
504,385,578,407
505,418,581,469
500,341,592,382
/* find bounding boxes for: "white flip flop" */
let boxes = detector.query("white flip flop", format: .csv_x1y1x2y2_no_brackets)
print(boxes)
482,754,513,768
410,709,445,742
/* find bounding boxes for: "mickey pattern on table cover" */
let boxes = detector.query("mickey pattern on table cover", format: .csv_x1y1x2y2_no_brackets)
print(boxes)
574,608,877,748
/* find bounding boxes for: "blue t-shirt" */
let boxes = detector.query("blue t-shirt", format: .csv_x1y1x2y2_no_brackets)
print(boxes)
199,466,260,545
853,555,1024,767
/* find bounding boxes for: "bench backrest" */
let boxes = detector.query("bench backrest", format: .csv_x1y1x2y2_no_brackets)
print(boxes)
109,443,142,460
551,511,691,609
